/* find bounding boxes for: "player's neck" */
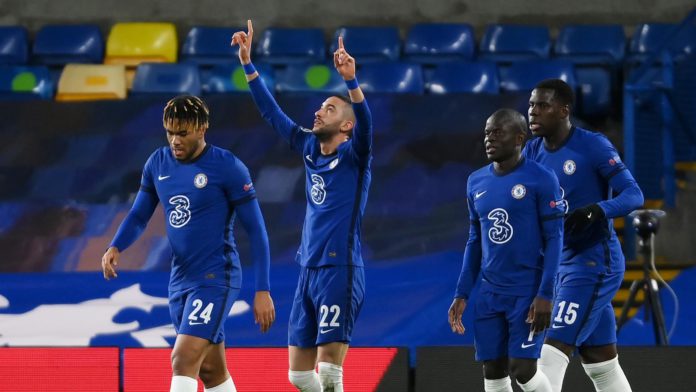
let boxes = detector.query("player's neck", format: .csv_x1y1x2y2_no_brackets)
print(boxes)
544,121,572,150
319,135,348,156
493,153,522,174
189,141,207,161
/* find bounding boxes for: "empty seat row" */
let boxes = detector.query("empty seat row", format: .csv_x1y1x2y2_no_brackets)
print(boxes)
1,23,695,67
0,60,578,100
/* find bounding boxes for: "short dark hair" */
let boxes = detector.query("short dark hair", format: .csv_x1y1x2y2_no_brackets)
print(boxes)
534,79,575,108
330,94,351,106
490,108,528,136
163,95,210,130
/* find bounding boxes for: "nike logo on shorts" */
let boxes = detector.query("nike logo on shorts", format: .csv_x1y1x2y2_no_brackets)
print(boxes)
189,321,203,326
551,324,566,329
319,328,335,334
521,342,536,349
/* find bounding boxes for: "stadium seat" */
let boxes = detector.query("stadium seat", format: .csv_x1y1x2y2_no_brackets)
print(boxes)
555,24,626,64
274,63,345,94
105,22,178,65
554,25,626,117
0,65,54,100
33,24,104,65
358,62,424,94
331,26,401,62
479,24,551,63
499,60,576,92
131,63,201,96
425,62,499,94
181,26,240,65
628,23,696,63
255,28,325,64
202,62,275,94
404,23,476,63
0,26,28,64
56,64,126,101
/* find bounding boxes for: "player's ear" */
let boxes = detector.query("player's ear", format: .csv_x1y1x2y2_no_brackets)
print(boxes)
560,103,570,119
340,119,354,133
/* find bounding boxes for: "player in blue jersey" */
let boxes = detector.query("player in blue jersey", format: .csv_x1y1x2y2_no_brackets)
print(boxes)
232,20,372,392
525,79,644,392
101,95,275,392
449,109,564,392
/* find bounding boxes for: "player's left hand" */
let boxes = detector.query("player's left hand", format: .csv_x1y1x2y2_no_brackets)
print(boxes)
253,290,275,333
333,36,356,81
564,204,604,236
231,19,254,65
527,296,552,333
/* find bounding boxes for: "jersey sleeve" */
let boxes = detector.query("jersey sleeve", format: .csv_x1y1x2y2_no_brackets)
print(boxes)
536,169,564,300
592,135,644,218
222,156,257,206
349,99,373,165
110,155,159,251
455,177,482,299
235,198,271,291
248,76,311,153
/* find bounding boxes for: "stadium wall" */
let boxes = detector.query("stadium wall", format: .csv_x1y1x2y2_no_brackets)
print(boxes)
0,0,693,35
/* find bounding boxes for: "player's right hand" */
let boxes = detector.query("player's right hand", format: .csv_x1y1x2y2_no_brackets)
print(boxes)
101,247,120,280
231,19,254,65
253,290,275,333
448,298,467,335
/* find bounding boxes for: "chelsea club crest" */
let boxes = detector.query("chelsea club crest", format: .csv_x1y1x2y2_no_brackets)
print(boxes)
194,173,208,189
563,160,577,175
511,184,526,199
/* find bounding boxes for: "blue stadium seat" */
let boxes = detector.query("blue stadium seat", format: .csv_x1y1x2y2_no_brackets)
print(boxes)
275,63,345,94
425,62,499,94
33,24,104,65
629,23,696,63
554,25,626,117
255,28,325,64
202,62,275,94
131,63,201,95
479,24,551,63
0,26,28,64
181,26,240,65
499,60,576,92
331,27,401,62
404,23,476,63
358,62,424,94
0,65,54,100
555,24,626,64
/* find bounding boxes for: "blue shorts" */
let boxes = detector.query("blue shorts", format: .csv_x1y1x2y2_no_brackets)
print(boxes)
288,265,365,348
546,269,623,347
473,287,544,361
169,285,239,344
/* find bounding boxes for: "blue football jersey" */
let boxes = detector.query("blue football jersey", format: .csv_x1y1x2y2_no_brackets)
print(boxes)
456,158,564,299
248,77,373,267
141,145,256,291
523,126,639,272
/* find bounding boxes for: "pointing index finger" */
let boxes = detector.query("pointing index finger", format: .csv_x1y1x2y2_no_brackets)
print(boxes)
247,19,253,35
338,36,344,50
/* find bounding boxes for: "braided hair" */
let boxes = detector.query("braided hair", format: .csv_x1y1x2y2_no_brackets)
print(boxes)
163,95,210,130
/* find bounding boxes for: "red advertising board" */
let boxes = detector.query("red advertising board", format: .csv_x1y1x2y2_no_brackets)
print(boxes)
0,348,120,392
124,347,399,391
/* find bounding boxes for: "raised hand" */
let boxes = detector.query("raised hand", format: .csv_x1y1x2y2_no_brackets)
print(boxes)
231,19,254,64
333,36,356,81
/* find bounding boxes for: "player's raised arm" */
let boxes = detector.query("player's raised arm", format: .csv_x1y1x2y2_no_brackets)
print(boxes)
231,19,257,82
334,36,372,158
231,19,307,152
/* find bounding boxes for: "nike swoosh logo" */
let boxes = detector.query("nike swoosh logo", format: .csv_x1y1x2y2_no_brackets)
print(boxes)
475,191,487,199
319,328,335,334
551,324,566,329
521,342,536,349
587,212,593,219
188,321,203,325
158,175,170,181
